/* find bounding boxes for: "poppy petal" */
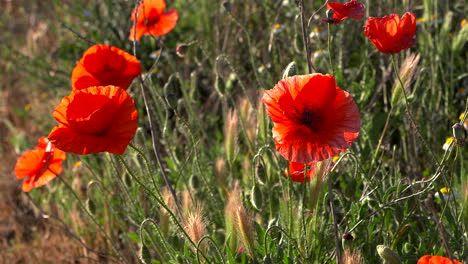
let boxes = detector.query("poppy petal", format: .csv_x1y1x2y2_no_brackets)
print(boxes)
49,86,138,155
71,45,142,90
15,137,66,192
147,9,178,37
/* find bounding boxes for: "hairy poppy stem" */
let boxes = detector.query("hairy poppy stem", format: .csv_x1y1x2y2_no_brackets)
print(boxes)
55,174,129,264
138,76,182,215
327,173,342,264
299,0,314,74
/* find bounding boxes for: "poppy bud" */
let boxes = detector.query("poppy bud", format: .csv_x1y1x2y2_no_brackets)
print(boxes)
342,232,354,249
452,123,465,146
250,185,263,210
86,198,96,215
190,174,200,189
138,243,151,264
377,245,401,264
215,75,226,96
222,1,231,12
123,173,132,187
255,162,267,185
176,44,188,57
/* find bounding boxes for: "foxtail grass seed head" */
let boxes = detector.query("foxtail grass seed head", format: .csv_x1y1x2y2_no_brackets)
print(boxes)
184,206,207,251
342,248,364,264
239,97,257,144
224,108,239,164
377,245,401,264
160,187,176,235
225,182,241,254
391,53,420,107
214,157,227,185
182,188,194,218
309,158,332,210
234,202,255,258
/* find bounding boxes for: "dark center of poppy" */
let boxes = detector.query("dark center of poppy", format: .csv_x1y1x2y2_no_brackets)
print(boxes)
291,105,325,133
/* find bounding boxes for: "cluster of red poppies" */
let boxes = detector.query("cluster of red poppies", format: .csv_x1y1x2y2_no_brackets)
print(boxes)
14,0,178,192
270,0,418,182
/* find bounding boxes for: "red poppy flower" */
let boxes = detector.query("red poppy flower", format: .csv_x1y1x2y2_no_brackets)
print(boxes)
418,255,464,264
263,74,360,163
364,12,417,54
48,86,138,155
129,0,178,41
284,161,317,182
71,44,142,91
325,0,365,24
15,137,66,192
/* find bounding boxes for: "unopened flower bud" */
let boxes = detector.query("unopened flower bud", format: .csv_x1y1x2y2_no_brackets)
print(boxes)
452,123,465,146
176,44,188,57
342,232,354,249
250,185,263,210
377,245,401,264
138,243,151,264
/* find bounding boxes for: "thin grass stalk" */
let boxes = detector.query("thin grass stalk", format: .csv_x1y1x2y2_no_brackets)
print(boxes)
55,174,129,264
116,155,212,261
299,0,313,74
328,172,342,264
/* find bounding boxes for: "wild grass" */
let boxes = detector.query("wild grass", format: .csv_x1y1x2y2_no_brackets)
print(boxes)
1,0,467,263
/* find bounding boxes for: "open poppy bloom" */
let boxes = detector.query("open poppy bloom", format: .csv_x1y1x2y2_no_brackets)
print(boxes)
263,74,360,163
71,44,142,91
325,0,365,24
129,0,178,41
418,255,464,264
364,12,417,53
48,86,138,155
15,137,66,192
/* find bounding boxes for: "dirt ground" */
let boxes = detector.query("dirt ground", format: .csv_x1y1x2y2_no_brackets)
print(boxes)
0,1,97,262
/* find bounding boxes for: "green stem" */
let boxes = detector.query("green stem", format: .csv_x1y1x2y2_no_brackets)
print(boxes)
390,54,438,166
327,23,335,75
327,172,341,264
56,175,128,264
116,155,209,262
